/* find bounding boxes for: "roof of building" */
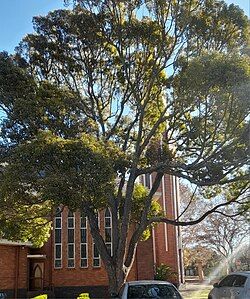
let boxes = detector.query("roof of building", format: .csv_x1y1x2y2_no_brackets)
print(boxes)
0,238,33,247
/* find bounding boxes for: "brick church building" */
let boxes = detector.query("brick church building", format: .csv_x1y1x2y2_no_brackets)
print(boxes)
0,174,184,298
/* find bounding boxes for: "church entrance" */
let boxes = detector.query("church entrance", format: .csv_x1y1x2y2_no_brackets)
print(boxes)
29,261,44,290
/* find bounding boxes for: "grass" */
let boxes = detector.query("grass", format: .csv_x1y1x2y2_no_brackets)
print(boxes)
180,285,212,299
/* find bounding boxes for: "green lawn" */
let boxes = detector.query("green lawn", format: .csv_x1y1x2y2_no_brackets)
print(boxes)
180,285,212,299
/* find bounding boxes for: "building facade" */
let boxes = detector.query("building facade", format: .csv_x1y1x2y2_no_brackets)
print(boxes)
0,174,184,298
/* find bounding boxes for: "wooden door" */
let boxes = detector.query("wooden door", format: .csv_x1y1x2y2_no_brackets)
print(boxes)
30,262,44,290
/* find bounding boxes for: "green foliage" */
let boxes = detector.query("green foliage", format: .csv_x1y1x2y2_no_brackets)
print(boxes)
31,295,48,299
0,0,249,276
154,264,177,281
119,183,162,241
0,201,52,247
1,131,123,210
145,137,176,166
77,293,90,299
186,0,249,52
130,183,162,222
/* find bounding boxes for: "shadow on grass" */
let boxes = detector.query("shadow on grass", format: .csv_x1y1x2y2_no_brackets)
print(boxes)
180,284,212,299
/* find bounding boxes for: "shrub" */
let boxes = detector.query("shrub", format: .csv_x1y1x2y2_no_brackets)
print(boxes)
31,295,47,299
154,264,177,281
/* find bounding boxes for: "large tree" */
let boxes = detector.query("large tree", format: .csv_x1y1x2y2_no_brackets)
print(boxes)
183,245,220,280
180,183,249,278
0,0,249,294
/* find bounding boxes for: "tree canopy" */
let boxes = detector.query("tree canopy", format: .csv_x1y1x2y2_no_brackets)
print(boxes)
0,0,249,294
180,183,249,279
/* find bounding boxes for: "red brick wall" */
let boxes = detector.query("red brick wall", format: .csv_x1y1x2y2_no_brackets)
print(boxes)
135,238,154,280
0,245,28,290
41,208,154,287
32,238,53,289
38,173,181,288
46,208,111,287
0,173,181,297
139,173,180,282
154,175,179,282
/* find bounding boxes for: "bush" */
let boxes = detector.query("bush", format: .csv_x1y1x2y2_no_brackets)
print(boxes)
31,295,47,299
77,293,90,299
154,264,177,281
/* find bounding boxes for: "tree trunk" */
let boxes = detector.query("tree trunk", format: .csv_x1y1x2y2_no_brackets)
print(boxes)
106,264,128,296
197,262,204,281
225,260,230,275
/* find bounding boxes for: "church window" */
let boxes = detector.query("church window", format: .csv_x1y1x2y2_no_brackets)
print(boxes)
67,210,75,268
104,208,112,256
93,212,100,267
80,214,88,268
54,207,62,268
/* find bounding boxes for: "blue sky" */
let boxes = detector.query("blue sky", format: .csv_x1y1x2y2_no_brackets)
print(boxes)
0,0,249,53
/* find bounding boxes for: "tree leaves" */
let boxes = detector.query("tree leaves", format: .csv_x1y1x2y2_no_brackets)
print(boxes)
0,0,249,291
1,131,123,209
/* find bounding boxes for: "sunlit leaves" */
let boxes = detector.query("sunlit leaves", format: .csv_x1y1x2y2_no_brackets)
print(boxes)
171,51,250,182
0,191,52,247
120,182,162,223
1,131,125,210
0,0,249,250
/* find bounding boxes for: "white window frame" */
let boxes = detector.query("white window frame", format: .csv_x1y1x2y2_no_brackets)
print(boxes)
80,215,88,268
104,208,112,256
93,242,101,267
92,212,100,267
67,211,75,268
54,208,62,269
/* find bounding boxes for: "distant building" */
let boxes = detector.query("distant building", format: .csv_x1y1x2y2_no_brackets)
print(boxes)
0,174,184,298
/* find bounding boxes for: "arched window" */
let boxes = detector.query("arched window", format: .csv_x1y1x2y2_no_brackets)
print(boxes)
93,212,100,267
54,207,62,268
104,208,112,256
33,264,43,289
67,210,75,268
80,213,88,268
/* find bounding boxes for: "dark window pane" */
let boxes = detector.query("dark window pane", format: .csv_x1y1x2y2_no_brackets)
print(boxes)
81,244,87,258
95,212,100,228
55,229,61,243
55,218,61,228
68,259,74,268
81,217,87,228
128,284,180,299
81,229,87,243
68,244,74,259
105,228,112,242
55,244,61,259
219,275,236,287
68,218,74,228
55,207,61,215
55,259,61,268
105,217,111,227
105,209,111,217
106,243,112,256
68,229,74,243
81,259,87,268
93,258,100,267
93,244,99,258
233,275,247,287
68,211,74,217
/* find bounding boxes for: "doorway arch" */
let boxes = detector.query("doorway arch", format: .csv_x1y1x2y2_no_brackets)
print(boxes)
32,264,43,290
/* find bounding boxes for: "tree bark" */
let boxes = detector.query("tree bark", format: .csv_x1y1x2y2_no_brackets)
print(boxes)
106,265,125,296
197,262,204,281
